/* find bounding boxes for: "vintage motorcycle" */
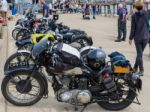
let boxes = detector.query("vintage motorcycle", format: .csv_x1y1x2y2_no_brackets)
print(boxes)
1,39,142,112
4,32,93,72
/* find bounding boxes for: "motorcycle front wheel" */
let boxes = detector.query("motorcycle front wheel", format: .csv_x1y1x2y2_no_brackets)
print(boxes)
1,70,45,106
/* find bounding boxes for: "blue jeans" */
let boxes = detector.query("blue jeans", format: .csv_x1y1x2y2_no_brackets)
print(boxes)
118,19,127,40
134,39,148,71
93,11,96,17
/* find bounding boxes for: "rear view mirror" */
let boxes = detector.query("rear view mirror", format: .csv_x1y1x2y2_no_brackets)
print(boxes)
53,14,59,21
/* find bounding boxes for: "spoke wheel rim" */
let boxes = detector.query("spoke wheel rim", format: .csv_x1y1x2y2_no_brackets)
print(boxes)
6,74,41,104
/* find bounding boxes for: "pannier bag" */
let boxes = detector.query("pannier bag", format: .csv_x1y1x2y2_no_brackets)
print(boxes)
108,51,130,74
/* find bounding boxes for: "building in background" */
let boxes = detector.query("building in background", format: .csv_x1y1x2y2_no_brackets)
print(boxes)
93,0,150,16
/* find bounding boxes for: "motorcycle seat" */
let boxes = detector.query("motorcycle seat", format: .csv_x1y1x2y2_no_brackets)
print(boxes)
62,33,73,39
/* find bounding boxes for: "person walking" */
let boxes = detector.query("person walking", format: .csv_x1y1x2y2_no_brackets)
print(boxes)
92,3,96,19
115,3,127,42
129,1,149,75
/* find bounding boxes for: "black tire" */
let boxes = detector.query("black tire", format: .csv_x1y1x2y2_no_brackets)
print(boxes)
4,52,34,72
97,82,136,111
1,70,45,106
12,28,21,40
16,29,30,41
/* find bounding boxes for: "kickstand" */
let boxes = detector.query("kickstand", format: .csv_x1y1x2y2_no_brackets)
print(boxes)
135,96,141,105
80,104,89,112
74,100,78,111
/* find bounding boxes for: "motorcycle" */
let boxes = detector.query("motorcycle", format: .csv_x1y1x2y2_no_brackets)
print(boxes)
4,31,93,72
12,12,36,40
1,39,142,111
16,31,93,50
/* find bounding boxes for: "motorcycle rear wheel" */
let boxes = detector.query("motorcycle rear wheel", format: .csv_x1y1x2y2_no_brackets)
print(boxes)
97,80,136,111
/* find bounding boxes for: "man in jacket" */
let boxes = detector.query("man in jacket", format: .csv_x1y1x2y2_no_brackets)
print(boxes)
115,3,127,42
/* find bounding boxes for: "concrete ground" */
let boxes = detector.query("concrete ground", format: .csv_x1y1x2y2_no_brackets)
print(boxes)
0,14,150,112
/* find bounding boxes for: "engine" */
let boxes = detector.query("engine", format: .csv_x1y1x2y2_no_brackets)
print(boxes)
57,90,91,104
52,67,117,105
53,76,92,105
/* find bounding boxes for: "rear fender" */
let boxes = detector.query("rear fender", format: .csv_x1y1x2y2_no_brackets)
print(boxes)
130,73,142,92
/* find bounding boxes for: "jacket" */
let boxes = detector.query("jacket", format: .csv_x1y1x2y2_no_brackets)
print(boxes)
129,9,149,41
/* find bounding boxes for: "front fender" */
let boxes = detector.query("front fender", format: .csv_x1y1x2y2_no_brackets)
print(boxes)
4,66,34,76
16,39,32,48
17,50,31,54
20,28,30,32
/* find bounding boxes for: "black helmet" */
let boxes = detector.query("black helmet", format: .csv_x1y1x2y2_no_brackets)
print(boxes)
87,49,106,70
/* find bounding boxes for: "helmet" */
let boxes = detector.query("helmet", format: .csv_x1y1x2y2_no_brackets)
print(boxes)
87,49,106,70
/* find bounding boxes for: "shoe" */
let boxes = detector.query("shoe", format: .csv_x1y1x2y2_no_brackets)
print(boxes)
115,40,121,42
133,68,138,73
0,33,2,39
121,39,126,41
138,71,144,76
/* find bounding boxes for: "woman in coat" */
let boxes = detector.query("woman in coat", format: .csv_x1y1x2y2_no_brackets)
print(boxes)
129,1,149,75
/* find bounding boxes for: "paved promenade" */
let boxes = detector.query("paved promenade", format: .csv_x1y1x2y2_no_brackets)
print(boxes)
0,14,150,112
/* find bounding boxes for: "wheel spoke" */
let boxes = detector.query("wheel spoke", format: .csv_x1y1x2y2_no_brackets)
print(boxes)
32,84,40,88
26,93,39,97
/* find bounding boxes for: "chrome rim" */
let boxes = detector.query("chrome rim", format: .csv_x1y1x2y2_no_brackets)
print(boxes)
108,79,130,104
6,74,41,104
